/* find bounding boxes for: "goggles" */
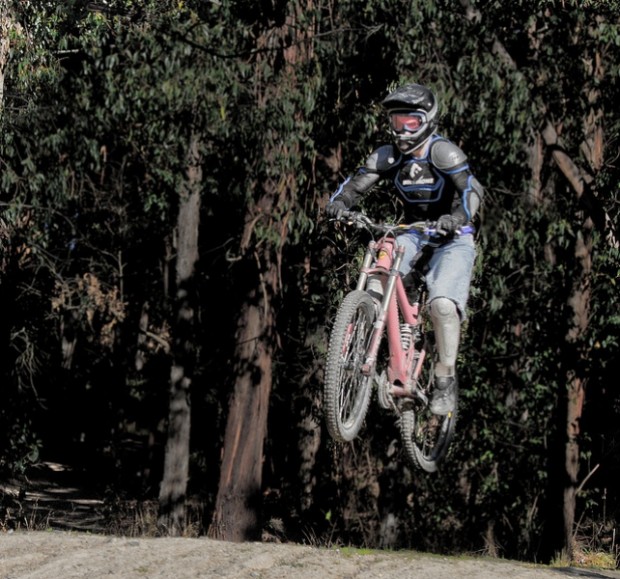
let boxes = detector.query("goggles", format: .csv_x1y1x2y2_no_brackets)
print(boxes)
389,112,425,133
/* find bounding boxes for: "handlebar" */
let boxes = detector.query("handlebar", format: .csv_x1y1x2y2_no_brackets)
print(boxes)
334,210,474,237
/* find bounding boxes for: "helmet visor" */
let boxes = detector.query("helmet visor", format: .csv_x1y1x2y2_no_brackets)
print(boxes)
389,112,424,133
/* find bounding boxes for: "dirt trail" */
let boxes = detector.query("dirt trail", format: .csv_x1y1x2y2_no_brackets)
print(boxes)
2,462,620,579
2,531,620,579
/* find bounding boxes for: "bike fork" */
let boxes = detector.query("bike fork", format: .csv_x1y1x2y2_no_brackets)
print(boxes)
361,247,405,375
356,243,376,292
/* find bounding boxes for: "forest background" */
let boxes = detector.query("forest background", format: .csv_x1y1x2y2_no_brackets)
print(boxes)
1,0,620,568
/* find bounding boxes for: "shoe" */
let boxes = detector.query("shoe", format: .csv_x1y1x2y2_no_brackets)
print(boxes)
430,375,457,415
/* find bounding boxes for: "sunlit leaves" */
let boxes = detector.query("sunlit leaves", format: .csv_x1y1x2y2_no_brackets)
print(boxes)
1,0,620,554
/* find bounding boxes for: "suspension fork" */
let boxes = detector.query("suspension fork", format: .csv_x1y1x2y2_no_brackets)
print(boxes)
356,242,376,292
361,245,405,375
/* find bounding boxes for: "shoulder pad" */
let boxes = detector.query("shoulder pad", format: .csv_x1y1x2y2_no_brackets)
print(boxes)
365,144,401,173
430,139,468,171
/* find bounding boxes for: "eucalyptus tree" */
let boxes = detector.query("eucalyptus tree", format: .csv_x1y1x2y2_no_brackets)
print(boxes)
447,2,620,561
3,0,620,560
2,0,325,540
0,0,71,475
0,0,247,528
303,0,620,562
0,2,11,111
205,0,324,541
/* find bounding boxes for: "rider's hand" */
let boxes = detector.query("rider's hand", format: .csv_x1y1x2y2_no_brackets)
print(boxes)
325,199,347,219
435,214,461,237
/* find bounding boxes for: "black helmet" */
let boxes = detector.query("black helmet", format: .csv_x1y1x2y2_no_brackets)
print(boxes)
381,84,438,153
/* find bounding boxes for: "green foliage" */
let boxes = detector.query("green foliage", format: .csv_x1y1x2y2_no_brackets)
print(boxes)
308,0,620,562
2,0,620,563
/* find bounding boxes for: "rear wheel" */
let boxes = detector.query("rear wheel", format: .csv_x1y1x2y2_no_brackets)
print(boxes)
324,290,376,442
399,338,457,472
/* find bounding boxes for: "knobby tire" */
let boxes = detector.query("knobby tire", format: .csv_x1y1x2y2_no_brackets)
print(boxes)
324,290,376,442
399,337,457,473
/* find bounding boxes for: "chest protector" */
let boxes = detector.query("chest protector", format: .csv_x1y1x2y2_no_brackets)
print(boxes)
375,135,464,219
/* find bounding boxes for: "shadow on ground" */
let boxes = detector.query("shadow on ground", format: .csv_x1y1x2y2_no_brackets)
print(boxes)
1,461,105,532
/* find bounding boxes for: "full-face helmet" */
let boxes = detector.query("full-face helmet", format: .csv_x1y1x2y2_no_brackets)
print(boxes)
381,84,438,153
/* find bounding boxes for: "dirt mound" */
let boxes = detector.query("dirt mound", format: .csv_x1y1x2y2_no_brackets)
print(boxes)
2,462,619,579
2,531,620,579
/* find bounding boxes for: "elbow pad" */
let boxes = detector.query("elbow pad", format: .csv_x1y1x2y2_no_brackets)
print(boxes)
329,145,395,206
452,172,484,222
431,139,484,222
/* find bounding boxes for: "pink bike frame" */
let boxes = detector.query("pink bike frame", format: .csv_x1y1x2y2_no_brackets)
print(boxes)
357,237,426,398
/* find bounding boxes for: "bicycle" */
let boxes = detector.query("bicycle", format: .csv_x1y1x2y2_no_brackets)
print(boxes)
324,210,471,473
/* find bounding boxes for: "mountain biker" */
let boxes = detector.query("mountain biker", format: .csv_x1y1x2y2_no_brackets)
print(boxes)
325,83,484,416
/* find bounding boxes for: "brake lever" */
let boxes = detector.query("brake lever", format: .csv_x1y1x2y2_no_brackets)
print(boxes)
338,211,369,229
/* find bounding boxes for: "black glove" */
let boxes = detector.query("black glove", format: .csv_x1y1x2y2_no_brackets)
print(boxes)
325,199,347,219
435,214,461,237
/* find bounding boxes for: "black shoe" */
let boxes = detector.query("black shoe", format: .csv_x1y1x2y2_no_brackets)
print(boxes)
430,375,457,415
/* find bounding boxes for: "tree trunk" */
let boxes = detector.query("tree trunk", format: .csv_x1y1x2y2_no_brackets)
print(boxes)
561,228,592,560
208,262,276,541
158,134,202,535
563,372,585,560
561,56,605,560
542,68,600,559
208,2,312,542
1,1,14,113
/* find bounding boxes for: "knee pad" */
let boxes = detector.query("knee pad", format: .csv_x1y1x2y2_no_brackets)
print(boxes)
430,297,460,372
430,297,458,320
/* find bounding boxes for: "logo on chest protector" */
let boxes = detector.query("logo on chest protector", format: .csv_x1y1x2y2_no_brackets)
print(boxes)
402,162,435,186
409,164,424,179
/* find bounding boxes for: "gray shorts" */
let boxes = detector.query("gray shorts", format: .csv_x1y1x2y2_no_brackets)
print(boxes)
395,233,476,320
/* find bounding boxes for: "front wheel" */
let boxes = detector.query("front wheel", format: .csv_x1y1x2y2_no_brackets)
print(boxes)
324,290,376,442
399,338,457,472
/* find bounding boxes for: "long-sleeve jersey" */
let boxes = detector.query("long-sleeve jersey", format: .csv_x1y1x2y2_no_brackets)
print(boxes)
329,134,484,225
